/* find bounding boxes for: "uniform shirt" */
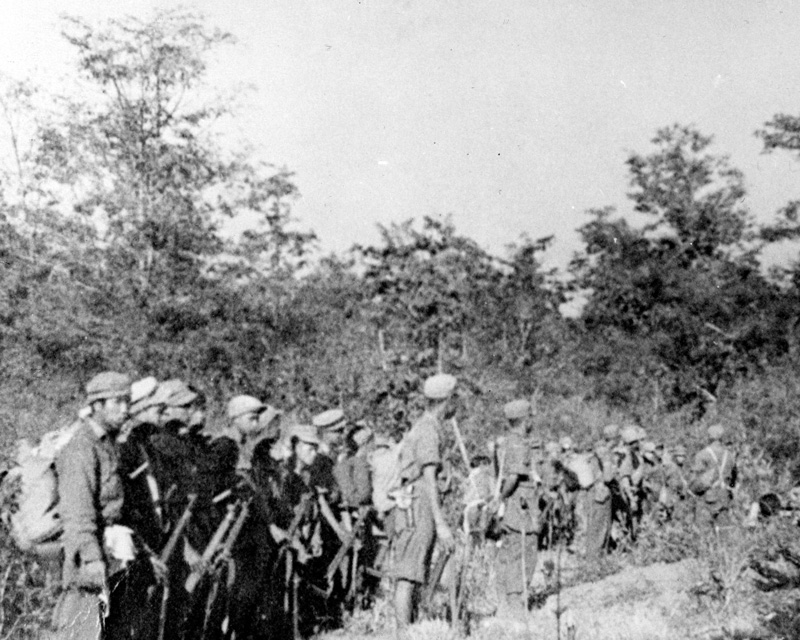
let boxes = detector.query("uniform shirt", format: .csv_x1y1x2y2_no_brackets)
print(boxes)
618,449,643,486
500,430,539,532
334,453,372,508
398,412,441,487
662,462,690,499
56,418,123,568
691,442,737,501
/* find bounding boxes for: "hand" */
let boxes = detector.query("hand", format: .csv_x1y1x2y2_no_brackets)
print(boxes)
436,522,455,552
76,560,106,591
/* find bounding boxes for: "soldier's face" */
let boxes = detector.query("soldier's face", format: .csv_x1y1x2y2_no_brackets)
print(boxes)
100,396,129,431
296,441,318,467
234,411,261,436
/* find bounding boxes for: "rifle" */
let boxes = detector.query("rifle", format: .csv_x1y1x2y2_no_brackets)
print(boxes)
156,494,196,640
184,503,237,594
422,547,453,603
213,499,251,570
324,513,363,585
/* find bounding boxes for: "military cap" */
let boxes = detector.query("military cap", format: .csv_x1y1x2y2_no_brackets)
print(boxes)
227,395,266,420
290,424,322,446
130,377,175,415
313,409,346,431
620,425,640,444
86,372,131,403
423,374,457,400
259,405,283,428
160,379,198,407
707,424,725,440
351,425,374,448
559,435,574,451
504,399,531,420
603,424,619,440
672,444,687,457
130,377,158,405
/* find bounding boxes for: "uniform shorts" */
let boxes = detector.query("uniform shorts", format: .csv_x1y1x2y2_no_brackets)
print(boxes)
391,486,435,584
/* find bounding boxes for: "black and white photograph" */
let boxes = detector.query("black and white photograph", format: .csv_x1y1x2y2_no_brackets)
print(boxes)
1,2,800,639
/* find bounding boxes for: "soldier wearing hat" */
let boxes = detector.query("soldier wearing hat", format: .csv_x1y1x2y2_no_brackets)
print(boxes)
690,424,738,532
53,372,131,638
640,441,666,520
117,377,173,550
582,425,619,558
490,399,539,616
616,425,644,538
661,444,692,522
392,373,457,628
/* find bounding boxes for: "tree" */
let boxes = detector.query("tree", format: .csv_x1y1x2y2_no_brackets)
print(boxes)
572,125,781,407
356,216,503,368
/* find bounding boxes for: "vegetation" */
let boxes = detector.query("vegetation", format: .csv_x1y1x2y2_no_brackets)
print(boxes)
2,9,800,640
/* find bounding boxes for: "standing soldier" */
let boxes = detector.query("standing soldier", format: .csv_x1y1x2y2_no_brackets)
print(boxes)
617,425,644,539
490,399,540,617
640,441,664,520
53,372,130,638
661,444,692,522
690,424,738,533
583,425,618,558
392,374,457,628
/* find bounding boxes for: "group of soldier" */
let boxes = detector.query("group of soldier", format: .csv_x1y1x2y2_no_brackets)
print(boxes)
45,369,740,638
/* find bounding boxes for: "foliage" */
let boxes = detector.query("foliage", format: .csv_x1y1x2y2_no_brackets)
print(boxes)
571,125,785,408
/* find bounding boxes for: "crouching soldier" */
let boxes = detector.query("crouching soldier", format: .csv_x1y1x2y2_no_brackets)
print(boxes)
52,372,132,639
489,399,539,617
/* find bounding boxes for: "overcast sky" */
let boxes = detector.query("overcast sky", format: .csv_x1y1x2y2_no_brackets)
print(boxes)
2,0,800,269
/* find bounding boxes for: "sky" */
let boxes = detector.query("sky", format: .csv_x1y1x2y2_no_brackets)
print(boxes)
1,0,800,271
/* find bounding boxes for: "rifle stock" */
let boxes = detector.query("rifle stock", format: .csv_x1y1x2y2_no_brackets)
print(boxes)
160,494,197,564
185,503,237,594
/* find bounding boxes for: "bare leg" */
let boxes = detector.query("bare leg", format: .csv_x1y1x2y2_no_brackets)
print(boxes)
395,579,415,628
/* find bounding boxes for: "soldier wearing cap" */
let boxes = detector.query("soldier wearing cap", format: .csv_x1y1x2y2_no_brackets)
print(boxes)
392,373,457,628
490,399,539,615
581,425,618,558
661,444,692,522
53,372,130,637
310,409,349,510
690,424,738,532
617,425,644,537
640,441,666,520
117,377,173,550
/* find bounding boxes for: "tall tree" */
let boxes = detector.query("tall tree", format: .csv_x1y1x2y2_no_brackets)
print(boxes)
572,125,781,407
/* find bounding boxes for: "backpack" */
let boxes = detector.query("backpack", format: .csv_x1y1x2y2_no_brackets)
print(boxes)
0,422,80,555
565,453,595,489
369,440,403,514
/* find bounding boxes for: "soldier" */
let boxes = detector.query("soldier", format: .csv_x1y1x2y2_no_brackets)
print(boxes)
583,425,617,558
640,441,664,519
690,424,738,533
661,444,692,522
616,425,644,538
53,372,130,639
490,399,540,616
392,373,457,628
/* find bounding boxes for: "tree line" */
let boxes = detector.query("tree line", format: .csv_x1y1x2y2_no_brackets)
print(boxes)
2,10,800,476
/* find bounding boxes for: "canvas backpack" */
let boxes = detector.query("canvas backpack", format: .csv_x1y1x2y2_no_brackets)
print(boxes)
0,422,80,555
368,440,403,514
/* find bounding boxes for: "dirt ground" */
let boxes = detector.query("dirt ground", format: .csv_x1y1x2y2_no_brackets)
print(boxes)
325,557,766,640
